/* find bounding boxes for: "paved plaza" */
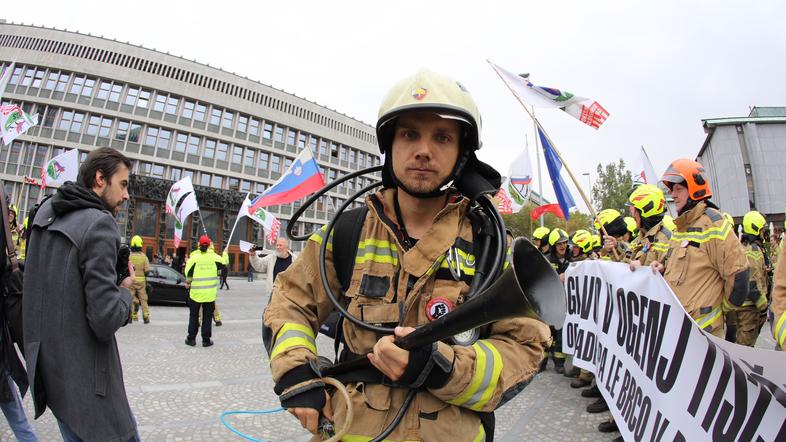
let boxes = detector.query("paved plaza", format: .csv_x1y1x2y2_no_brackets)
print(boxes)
2,277,777,441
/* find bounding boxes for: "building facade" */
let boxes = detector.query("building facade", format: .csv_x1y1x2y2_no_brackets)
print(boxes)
0,22,381,273
697,106,786,229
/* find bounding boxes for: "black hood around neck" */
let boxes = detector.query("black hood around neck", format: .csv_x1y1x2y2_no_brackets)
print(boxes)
51,181,108,215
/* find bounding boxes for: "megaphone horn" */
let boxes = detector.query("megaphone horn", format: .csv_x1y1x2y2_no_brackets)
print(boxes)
322,237,564,377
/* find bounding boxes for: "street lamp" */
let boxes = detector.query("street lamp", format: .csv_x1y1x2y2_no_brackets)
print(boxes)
582,172,593,209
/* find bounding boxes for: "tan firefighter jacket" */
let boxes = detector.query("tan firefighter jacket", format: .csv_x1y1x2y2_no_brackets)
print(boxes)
631,222,672,267
599,239,631,263
263,189,551,441
740,241,768,311
771,244,786,349
663,201,748,334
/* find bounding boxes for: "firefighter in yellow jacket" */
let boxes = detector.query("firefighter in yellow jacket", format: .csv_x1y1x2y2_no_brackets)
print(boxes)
184,235,227,347
771,238,786,350
129,235,151,323
734,211,769,346
263,69,550,441
651,159,749,338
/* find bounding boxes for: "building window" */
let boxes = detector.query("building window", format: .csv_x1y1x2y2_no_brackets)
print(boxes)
152,164,165,178
228,177,240,190
175,133,187,153
309,137,317,154
44,72,58,90
287,130,296,146
42,107,58,128
274,126,284,142
249,118,259,136
116,121,129,140
145,127,159,146
339,145,347,161
86,116,101,136
222,111,234,129
99,118,112,137
158,129,171,150
244,148,255,167
216,141,228,161
137,90,150,108
204,139,216,158
240,180,251,192
256,183,266,194
210,108,222,125
69,76,85,94
194,103,206,121
298,133,306,149
32,70,44,88
211,175,223,188
258,152,269,171
125,87,139,106
270,154,280,173
263,123,273,140
237,115,248,133
166,96,178,114
349,148,356,164
97,81,111,100
82,78,95,97
200,173,211,187
319,139,327,155
232,146,243,164
188,135,200,155
153,94,166,112
182,100,194,119
109,84,122,102
129,123,141,142
133,201,158,237
170,168,182,181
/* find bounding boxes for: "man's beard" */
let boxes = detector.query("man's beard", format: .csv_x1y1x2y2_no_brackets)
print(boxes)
275,250,289,259
100,187,119,215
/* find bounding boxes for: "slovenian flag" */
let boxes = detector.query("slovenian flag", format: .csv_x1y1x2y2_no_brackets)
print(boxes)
538,127,576,219
249,148,325,211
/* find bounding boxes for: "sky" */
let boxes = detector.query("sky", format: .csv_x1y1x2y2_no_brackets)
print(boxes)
6,0,786,212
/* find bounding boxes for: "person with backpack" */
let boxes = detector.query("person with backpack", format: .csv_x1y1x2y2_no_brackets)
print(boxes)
22,147,139,441
262,68,550,441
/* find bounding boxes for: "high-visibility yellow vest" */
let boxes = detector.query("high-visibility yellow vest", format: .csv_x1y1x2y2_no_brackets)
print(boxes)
185,249,223,302
130,252,149,282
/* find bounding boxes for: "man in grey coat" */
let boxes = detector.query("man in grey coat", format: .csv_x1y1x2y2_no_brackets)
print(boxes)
23,147,138,442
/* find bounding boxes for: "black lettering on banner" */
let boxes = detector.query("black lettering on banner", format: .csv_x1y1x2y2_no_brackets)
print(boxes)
634,293,649,367
649,411,670,442
738,383,772,441
625,291,641,363
597,343,608,381
567,276,578,315
580,275,601,321
616,369,632,411
566,322,575,348
608,358,623,399
688,340,717,417
672,430,686,442
741,362,786,409
633,395,652,441
701,346,732,431
656,315,692,393
642,302,670,381
712,355,748,441
581,331,596,362
602,283,615,334
575,329,585,360
616,288,628,346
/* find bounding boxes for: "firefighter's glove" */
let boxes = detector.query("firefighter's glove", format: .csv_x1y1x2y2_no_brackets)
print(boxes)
275,361,326,410
396,342,454,390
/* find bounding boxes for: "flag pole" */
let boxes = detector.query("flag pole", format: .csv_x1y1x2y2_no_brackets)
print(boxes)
532,106,544,227
225,193,250,249
488,64,619,259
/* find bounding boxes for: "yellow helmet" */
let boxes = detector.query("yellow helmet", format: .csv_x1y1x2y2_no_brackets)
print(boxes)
662,215,677,232
742,211,766,236
628,184,665,218
591,234,602,249
8,204,17,219
533,226,551,241
376,68,481,155
23,216,28,230
624,217,637,235
595,209,627,237
571,229,593,253
548,228,569,246
130,235,143,248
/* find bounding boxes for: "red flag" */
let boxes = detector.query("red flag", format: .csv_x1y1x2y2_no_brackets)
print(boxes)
530,204,565,220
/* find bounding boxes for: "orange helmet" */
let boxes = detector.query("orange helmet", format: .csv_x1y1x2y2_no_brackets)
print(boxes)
661,159,712,201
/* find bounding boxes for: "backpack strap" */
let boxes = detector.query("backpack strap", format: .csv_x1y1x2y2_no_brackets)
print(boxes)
332,206,369,292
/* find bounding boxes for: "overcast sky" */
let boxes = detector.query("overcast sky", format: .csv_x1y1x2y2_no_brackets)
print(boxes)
7,0,786,212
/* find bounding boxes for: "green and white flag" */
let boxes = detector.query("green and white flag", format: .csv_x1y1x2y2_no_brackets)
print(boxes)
241,194,281,245
166,176,199,248
40,148,79,188
0,104,38,145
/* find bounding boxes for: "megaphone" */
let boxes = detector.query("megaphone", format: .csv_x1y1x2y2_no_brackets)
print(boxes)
322,237,565,377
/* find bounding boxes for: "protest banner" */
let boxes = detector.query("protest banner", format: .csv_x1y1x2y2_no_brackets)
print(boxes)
563,260,786,441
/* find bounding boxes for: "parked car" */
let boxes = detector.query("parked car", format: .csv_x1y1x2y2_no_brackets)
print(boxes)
146,264,189,305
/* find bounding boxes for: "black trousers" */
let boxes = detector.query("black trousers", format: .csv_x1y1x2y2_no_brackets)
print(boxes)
220,276,229,289
187,299,215,341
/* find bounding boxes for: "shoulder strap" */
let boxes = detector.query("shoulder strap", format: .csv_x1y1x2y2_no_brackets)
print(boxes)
0,182,19,271
705,208,723,222
332,206,369,292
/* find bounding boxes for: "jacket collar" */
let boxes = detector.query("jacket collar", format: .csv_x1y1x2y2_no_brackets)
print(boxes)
675,200,707,231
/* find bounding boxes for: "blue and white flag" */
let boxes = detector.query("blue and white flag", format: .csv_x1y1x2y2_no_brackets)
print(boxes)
538,127,576,219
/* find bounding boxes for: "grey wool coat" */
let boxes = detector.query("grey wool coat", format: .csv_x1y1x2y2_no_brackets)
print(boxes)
23,194,135,442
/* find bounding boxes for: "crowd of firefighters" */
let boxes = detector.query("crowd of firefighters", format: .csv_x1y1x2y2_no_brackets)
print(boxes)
528,158,785,439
